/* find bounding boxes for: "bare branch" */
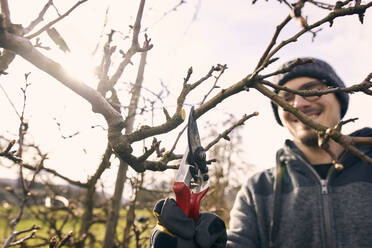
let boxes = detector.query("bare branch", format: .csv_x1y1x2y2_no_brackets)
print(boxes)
253,2,372,76
56,231,73,248
0,0,11,27
23,0,54,34
307,0,335,10
204,112,259,151
3,157,43,248
0,139,22,163
96,30,116,92
0,48,15,72
254,15,292,72
132,0,145,48
258,57,315,80
106,0,153,89
26,0,89,39
167,65,227,155
350,137,372,146
200,64,228,104
3,225,40,248
253,82,372,164
20,162,88,188
0,81,21,118
127,66,216,146
125,40,148,132
137,138,161,163
145,0,186,30
261,72,372,96
17,72,31,158
8,231,36,246
0,29,125,129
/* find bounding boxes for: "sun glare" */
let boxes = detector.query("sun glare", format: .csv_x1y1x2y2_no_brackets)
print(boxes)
58,51,98,88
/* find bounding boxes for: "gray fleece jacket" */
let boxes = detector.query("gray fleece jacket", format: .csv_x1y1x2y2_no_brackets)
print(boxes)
227,128,372,248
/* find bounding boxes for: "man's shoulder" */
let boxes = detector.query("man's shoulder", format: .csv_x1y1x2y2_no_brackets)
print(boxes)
349,127,372,139
241,167,276,196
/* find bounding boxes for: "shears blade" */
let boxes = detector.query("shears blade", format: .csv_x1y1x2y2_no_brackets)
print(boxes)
173,107,209,220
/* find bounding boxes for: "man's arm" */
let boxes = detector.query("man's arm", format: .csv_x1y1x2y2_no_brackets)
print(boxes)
227,183,260,248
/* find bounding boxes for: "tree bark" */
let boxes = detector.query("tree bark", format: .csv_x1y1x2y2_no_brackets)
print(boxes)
102,44,148,248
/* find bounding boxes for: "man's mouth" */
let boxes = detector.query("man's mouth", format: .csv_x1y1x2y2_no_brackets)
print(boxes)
291,109,322,123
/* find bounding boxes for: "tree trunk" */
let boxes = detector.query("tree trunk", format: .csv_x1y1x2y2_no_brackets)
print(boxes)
102,45,148,248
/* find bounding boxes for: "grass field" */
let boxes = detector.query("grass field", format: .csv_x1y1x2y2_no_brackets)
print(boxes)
0,204,155,247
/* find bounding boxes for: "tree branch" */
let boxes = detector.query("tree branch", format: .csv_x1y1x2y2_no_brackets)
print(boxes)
204,112,259,151
261,72,372,96
3,225,40,248
0,0,11,26
253,2,372,75
0,28,125,129
106,0,153,89
252,82,372,164
254,15,292,72
0,139,22,163
23,0,54,34
25,0,89,39
126,66,217,144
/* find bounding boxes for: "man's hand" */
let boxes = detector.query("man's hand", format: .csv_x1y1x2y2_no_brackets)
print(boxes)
148,198,227,248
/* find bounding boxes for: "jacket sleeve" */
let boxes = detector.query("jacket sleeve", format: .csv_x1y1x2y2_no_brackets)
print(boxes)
227,182,260,248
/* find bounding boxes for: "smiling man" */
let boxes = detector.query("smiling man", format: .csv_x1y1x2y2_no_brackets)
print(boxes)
148,58,372,248
227,58,372,248
271,58,349,165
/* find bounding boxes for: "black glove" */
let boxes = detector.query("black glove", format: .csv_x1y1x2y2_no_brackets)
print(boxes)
148,198,227,248
195,212,227,248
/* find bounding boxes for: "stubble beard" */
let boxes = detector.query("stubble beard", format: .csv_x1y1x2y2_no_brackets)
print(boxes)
299,129,319,148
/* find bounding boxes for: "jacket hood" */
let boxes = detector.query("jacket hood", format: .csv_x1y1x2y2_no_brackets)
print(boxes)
277,127,372,166
349,127,372,138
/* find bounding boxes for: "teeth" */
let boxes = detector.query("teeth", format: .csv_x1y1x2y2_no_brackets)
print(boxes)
306,113,319,118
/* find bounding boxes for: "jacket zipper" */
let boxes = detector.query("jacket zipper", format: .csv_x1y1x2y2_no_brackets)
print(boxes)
295,155,334,248
320,179,333,248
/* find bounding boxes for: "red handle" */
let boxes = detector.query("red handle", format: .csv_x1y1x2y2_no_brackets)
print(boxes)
173,182,191,217
189,187,208,220
173,182,209,221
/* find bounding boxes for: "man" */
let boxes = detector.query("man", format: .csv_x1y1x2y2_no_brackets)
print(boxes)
148,58,372,248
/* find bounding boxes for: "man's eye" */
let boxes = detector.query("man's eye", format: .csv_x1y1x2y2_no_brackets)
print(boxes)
283,93,294,102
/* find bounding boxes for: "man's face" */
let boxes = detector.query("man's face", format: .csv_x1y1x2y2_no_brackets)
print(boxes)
277,77,341,147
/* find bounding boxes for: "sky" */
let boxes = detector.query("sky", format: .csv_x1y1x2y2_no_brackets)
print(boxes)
0,0,371,195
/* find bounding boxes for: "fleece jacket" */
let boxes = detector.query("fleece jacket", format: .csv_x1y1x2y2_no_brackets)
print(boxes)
227,128,372,248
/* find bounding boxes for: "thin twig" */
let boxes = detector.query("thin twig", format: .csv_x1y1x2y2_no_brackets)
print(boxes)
168,66,217,154
261,72,372,96
204,112,259,151
0,82,21,118
253,82,372,164
307,0,334,10
254,2,372,77
23,0,54,34
254,15,292,72
3,226,40,248
200,64,227,104
26,0,89,39
0,140,22,163
107,0,153,88
144,0,186,30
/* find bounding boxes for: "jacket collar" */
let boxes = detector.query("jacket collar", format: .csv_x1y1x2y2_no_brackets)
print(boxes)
277,127,372,171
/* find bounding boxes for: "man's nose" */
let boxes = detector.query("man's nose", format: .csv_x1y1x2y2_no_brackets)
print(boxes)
292,95,311,108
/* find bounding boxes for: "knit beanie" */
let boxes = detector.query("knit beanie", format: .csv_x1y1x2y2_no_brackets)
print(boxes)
271,57,349,126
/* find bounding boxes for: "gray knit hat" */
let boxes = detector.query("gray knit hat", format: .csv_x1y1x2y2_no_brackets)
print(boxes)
271,57,349,126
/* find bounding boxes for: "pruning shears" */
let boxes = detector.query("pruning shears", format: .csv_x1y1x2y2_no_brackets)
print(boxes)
173,107,209,221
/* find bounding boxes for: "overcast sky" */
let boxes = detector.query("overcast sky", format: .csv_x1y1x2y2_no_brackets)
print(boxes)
1,0,371,194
